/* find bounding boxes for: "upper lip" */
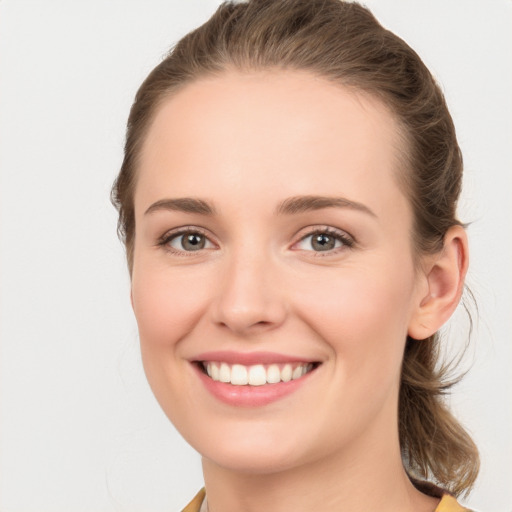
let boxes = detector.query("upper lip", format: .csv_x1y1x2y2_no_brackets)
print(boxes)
192,351,318,365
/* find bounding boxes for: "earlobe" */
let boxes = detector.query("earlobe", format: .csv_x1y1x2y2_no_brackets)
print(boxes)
408,225,469,340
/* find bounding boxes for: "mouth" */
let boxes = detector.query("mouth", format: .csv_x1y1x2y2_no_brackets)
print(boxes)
191,351,322,406
197,361,319,386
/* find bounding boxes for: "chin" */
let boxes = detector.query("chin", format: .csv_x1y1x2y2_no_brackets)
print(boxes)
202,444,304,475
184,420,312,475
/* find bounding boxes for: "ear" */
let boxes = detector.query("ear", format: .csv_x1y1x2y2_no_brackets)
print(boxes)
408,225,469,340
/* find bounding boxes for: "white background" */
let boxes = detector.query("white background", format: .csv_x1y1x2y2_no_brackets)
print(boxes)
0,1,510,511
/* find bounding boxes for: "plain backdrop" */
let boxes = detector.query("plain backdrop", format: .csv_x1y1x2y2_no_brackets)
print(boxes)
0,1,511,511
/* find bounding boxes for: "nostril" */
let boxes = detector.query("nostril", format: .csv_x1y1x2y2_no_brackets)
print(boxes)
210,270,287,333
216,316,280,334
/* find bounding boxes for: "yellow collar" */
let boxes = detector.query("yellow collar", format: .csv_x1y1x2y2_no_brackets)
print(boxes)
182,488,472,512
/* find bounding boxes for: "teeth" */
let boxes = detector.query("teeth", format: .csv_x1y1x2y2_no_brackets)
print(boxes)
292,366,303,380
281,364,292,382
266,364,281,384
203,362,314,386
248,365,267,386
231,364,248,385
211,363,220,381
219,363,230,383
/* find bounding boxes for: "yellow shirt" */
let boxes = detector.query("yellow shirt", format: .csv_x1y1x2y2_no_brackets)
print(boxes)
181,488,472,512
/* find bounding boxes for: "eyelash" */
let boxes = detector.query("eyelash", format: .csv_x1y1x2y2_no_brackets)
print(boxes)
295,227,355,256
157,227,215,257
157,226,355,257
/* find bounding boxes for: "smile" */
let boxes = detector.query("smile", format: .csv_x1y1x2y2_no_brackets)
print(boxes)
202,361,315,386
192,352,321,406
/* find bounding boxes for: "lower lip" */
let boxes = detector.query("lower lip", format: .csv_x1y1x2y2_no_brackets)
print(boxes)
193,364,315,407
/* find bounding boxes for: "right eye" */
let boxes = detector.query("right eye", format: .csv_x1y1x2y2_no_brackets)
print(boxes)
160,229,215,254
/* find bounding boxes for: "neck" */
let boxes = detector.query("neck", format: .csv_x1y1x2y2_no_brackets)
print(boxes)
201,424,439,512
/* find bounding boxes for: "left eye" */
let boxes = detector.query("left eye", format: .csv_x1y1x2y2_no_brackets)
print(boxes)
295,231,348,252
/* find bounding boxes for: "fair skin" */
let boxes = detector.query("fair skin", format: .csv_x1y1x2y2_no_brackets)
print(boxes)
130,70,468,512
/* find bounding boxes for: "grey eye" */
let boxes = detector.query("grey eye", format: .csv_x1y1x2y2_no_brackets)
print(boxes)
311,233,336,251
296,232,345,252
169,232,212,251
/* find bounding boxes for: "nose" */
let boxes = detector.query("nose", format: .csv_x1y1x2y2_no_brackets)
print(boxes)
210,249,287,336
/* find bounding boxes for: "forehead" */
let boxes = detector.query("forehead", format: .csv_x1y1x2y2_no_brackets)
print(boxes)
136,70,406,219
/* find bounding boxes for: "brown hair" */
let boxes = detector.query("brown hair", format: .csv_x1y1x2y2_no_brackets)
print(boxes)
112,0,479,496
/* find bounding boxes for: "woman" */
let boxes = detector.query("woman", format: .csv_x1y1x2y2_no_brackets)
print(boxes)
112,1,479,510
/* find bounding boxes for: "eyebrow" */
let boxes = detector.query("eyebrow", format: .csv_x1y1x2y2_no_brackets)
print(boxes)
144,197,216,216
144,195,376,218
275,195,376,217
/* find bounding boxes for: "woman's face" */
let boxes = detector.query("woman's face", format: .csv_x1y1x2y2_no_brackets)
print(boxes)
131,71,426,473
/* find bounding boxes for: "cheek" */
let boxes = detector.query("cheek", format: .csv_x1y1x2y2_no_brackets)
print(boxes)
130,258,214,428
299,260,414,327
285,262,417,442
293,260,416,378
131,258,212,351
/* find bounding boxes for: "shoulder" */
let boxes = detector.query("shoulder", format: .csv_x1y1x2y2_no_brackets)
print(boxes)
181,488,206,512
412,479,475,512
181,487,476,512
436,494,475,512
